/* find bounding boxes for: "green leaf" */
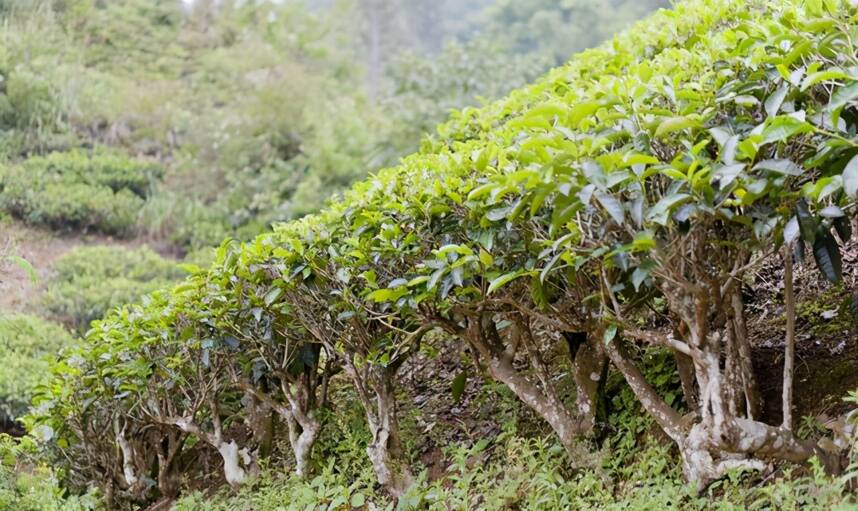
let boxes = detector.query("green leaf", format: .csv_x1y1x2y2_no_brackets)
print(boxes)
603,324,618,345
632,261,656,291
451,372,467,402
764,85,789,117
479,249,494,268
843,154,858,198
655,115,700,138
177,263,202,274
819,206,844,218
631,231,656,252
6,255,37,284
388,278,408,288
263,287,282,306
350,492,366,508
568,101,601,125
713,163,745,187
812,229,842,284
753,159,802,176
801,69,849,91
784,216,800,245
795,199,817,244
594,191,624,225
486,206,511,222
646,193,691,226
828,82,858,111
761,116,813,145
367,288,407,303
487,271,525,295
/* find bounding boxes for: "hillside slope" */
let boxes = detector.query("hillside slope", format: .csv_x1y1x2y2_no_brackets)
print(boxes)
4,0,858,510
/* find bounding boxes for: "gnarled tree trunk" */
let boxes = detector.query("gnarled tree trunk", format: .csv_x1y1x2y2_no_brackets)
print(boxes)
565,332,608,432
343,359,414,499
167,402,254,487
607,272,818,490
452,312,590,456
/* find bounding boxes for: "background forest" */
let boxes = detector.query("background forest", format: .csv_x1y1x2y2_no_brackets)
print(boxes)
0,1,856,510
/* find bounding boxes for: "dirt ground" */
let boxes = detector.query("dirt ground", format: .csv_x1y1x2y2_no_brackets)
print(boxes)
0,219,153,315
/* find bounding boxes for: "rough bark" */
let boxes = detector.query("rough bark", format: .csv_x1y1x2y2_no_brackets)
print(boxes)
242,390,275,459
461,314,588,455
729,289,762,419
569,334,608,432
168,413,252,487
343,359,414,500
281,375,321,479
674,350,699,411
606,335,816,490
604,340,684,443
782,247,796,431
155,431,184,499
365,375,412,499
237,377,321,479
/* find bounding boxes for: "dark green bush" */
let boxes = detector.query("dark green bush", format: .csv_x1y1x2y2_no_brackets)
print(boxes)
41,245,184,331
0,315,72,420
0,149,162,235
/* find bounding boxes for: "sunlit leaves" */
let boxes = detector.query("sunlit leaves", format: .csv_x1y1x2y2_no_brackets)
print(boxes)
753,159,802,176
761,116,813,145
654,115,701,138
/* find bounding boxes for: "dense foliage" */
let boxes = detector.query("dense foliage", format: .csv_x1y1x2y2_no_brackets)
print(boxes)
0,0,668,251
41,245,187,331
0,150,162,235
22,1,858,509
0,314,72,420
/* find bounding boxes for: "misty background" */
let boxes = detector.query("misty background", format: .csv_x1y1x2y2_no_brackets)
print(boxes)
0,0,669,250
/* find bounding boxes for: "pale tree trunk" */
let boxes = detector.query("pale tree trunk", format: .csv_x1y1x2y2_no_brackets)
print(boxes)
343,359,413,499
114,420,139,491
281,375,321,479
782,247,796,431
626,277,819,490
568,333,607,432
168,408,253,487
460,314,588,456
237,377,321,479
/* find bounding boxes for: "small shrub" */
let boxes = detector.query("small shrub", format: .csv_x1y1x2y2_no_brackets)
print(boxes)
0,434,101,511
0,315,72,420
41,245,184,331
0,149,162,235
138,191,231,250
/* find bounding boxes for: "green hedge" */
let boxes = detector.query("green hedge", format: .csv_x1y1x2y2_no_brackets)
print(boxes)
0,315,72,420
27,0,858,506
41,245,184,331
0,149,162,235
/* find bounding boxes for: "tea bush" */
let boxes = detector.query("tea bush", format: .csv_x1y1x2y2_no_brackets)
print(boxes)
0,315,72,420
41,245,184,331
0,149,162,235
27,0,858,507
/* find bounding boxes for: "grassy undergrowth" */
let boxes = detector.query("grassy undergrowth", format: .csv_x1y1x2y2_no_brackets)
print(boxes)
2,375,857,510
172,429,857,511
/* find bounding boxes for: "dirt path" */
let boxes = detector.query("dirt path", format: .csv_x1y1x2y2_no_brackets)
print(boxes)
0,220,147,315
